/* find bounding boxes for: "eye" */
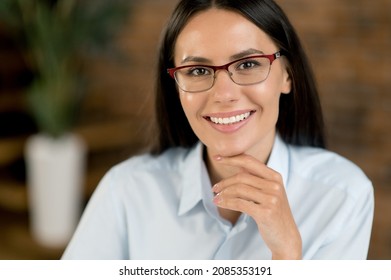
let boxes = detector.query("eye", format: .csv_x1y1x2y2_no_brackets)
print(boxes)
236,59,261,71
186,67,212,76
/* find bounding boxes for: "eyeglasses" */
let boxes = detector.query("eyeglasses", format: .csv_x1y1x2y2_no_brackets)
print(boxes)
167,51,284,93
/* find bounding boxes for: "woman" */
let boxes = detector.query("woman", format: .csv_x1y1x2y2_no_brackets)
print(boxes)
62,0,374,259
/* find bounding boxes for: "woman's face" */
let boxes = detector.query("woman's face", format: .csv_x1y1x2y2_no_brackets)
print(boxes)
174,8,291,158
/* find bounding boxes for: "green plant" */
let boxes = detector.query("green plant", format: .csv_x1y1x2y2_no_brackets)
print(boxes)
0,0,131,137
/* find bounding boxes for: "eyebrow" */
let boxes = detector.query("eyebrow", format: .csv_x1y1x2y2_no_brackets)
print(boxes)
230,48,264,60
180,48,264,64
181,56,211,64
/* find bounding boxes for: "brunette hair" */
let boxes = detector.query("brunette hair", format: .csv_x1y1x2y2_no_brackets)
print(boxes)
149,0,325,154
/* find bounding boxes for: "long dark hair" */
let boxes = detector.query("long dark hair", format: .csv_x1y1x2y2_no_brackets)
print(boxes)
149,0,325,155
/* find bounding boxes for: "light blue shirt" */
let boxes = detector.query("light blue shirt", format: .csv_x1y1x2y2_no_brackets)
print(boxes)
62,135,374,259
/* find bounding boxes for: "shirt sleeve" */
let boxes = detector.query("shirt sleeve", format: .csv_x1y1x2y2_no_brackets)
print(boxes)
61,169,129,260
311,181,374,260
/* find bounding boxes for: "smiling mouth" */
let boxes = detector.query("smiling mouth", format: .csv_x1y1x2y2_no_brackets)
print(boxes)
207,111,254,125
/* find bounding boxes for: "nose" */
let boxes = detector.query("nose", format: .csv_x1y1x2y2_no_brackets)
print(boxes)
210,70,239,103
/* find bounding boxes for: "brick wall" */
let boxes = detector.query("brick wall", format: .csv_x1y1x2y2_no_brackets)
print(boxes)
276,0,391,259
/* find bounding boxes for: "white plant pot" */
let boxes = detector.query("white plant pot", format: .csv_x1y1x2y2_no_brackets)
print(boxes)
25,133,86,248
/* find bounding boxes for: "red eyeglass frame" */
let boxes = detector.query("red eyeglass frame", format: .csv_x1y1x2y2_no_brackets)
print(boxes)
167,51,284,79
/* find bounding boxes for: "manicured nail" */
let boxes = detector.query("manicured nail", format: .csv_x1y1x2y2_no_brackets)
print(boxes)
214,155,222,161
213,192,222,204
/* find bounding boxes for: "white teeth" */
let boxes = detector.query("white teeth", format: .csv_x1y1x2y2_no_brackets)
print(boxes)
210,112,251,125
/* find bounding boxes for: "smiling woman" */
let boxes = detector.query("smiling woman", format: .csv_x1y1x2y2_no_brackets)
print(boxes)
62,0,374,260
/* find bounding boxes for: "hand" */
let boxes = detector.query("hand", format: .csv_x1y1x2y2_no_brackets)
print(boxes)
212,154,302,259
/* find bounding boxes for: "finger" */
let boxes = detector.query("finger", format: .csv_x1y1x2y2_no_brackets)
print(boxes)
213,182,263,205
212,171,284,197
214,182,282,209
214,196,260,216
214,154,282,182
214,191,276,219
212,172,266,193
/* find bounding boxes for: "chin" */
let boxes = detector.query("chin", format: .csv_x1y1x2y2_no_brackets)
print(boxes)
207,140,250,157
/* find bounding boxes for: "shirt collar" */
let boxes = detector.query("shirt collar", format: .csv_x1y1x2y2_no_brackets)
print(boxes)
177,135,290,216
178,142,205,216
267,134,290,188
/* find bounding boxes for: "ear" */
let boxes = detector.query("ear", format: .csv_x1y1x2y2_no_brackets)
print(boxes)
281,68,292,94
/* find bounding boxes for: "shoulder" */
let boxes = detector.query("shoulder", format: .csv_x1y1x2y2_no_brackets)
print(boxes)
95,146,194,197
288,145,372,197
109,146,191,176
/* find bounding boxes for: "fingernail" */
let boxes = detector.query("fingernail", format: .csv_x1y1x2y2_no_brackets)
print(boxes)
212,183,219,192
214,155,222,161
213,192,222,204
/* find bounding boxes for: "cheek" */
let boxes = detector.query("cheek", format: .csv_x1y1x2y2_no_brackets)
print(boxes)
261,69,288,108
179,92,203,123
246,84,282,129
179,92,192,116
250,82,282,111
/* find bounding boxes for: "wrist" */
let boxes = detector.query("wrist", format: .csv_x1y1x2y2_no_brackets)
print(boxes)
272,237,302,260
272,251,302,260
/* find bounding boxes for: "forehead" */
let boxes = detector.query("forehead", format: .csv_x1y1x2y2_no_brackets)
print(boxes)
174,8,277,63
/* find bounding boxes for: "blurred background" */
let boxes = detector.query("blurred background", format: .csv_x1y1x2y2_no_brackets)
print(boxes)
0,0,390,259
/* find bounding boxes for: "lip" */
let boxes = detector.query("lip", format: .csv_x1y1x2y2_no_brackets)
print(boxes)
203,109,256,133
